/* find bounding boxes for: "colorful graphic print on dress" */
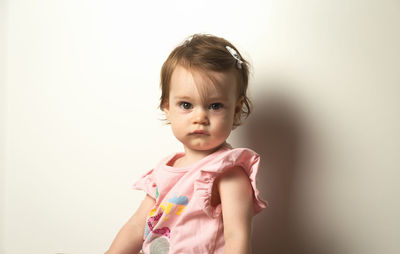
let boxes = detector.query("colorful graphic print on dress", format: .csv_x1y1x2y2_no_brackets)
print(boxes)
149,236,170,254
144,194,189,253
145,194,189,241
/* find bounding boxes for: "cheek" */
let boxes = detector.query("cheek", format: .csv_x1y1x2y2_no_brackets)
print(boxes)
214,113,235,131
223,109,236,122
170,113,189,130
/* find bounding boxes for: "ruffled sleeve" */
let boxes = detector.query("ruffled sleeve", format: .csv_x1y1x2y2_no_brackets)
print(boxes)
132,169,157,200
194,148,268,218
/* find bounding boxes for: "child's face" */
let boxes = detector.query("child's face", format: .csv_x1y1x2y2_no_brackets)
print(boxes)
164,65,241,154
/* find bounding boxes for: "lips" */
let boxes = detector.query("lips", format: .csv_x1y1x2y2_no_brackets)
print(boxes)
191,130,210,135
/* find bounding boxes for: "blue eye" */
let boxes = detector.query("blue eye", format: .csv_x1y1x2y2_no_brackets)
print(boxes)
180,102,193,110
209,103,223,110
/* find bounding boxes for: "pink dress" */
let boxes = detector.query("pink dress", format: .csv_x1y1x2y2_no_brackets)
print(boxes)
133,144,267,254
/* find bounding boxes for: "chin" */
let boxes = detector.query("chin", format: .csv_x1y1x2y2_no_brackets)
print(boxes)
194,143,223,152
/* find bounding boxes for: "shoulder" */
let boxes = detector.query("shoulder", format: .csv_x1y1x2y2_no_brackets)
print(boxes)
194,146,260,181
202,146,267,215
206,147,260,174
222,147,259,162
216,165,253,202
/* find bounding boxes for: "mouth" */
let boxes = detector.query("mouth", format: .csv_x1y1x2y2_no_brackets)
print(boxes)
190,130,210,135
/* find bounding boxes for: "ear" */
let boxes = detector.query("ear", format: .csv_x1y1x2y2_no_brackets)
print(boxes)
234,97,244,121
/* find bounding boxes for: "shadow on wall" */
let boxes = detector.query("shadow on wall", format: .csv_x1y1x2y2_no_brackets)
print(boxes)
244,86,341,254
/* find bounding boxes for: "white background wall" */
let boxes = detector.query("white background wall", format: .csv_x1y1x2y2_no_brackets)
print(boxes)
0,0,6,251
2,0,399,253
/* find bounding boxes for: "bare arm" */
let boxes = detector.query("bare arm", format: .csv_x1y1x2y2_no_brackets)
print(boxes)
105,194,155,254
218,166,254,254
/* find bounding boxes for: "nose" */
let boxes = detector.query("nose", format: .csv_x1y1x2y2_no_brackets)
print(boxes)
192,108,209,125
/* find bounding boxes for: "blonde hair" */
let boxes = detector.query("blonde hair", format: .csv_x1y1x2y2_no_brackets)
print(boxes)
160,34,252,127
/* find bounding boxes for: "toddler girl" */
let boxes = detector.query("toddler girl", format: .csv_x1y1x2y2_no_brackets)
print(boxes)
106,34,267,254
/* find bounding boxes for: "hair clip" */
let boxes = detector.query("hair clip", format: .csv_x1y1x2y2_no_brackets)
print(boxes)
226,46,243,69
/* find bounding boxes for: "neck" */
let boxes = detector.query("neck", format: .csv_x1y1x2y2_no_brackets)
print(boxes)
177,143,226,167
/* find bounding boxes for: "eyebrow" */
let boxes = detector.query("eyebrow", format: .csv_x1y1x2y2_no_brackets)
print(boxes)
207,95,229,101
173,95,228,101
173,96,193,101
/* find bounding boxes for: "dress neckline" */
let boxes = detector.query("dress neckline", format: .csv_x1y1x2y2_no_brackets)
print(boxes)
163,143,232,172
